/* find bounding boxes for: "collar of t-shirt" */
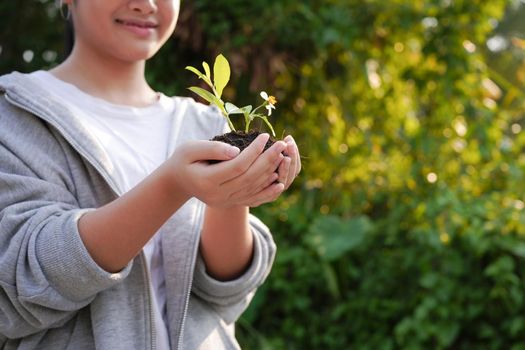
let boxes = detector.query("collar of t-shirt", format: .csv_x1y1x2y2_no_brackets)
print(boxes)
30,70,177,194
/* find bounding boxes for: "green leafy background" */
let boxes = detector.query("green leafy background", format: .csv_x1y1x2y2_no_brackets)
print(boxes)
3,0,525,348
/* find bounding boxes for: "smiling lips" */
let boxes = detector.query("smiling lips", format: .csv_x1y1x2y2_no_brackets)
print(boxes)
115,18,158,37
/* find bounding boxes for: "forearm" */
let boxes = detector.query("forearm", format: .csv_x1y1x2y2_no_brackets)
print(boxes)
78,165,190,272
199,205,254,281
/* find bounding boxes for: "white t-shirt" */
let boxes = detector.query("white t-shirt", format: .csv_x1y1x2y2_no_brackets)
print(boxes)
31,70,173,350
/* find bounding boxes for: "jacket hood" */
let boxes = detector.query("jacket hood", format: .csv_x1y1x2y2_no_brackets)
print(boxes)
0,71,129,194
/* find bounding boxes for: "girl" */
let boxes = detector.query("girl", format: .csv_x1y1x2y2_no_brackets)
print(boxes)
0,0,301,349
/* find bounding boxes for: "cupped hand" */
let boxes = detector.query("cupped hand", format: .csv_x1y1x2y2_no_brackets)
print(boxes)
277,135,302,190
165,133,287,208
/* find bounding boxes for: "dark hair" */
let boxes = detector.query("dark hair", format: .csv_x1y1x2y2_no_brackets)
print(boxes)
63,17,75,59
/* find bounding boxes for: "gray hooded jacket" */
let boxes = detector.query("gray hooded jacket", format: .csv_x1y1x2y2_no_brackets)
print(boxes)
0,72,276,350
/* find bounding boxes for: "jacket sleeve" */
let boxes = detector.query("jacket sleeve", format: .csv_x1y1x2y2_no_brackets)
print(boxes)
0,103,132,338
191,214,276,324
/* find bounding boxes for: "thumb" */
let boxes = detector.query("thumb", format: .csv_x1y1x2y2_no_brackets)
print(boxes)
182,140,240,163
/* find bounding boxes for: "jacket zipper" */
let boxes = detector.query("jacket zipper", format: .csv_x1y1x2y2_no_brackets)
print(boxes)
5,93,157,350
141,252,157,350
176,200,206,350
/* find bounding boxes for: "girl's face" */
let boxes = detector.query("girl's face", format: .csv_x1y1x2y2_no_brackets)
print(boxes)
66,0,180,62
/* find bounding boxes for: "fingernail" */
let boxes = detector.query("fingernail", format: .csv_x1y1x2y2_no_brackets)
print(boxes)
284,135,293,143
226,146,240,157
258,133,270,144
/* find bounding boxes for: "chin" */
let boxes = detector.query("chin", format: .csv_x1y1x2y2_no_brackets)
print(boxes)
117,46,160,62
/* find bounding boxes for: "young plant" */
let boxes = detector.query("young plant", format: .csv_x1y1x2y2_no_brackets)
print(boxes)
185,54,277,137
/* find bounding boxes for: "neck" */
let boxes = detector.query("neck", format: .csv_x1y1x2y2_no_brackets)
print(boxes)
51,43,158,107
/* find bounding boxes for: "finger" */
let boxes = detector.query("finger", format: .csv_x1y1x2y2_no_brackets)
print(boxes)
209,133,270,183
285,144,300,189
283,143,297,188
245,166,281,197
250,139,287,174
278,156,291,187
234,181,285,207
181,140,240,163
247,140,287,191
248,171,280,197
262,172,280,189
284,135,301,176
293,141,302,175
247,182,285,207
222,139,286,192
228,171,279,203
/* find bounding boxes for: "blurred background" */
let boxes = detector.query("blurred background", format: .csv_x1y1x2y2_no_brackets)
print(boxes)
3,0,525,348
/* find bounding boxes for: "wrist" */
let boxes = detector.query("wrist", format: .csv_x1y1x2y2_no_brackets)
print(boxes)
206,204,249,215
200,205,253,280
154,162,192,206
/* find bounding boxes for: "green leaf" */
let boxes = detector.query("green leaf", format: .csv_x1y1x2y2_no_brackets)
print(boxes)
241,105,253,114
308,215,371,262
185,66,213,89
508,242,525,258
225,102,241,114
188,86,224,110
185,66,204,79
226,103,253,116
202,61,211,80
213,54,230,99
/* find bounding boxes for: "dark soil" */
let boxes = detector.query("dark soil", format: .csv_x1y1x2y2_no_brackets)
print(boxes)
212,130,276,152
209,130,276,163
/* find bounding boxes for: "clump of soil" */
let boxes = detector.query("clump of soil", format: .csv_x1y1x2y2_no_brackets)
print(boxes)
212,130,276,152
209,130,276,163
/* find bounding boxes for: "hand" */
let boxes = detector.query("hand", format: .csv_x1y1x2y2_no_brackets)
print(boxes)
165,133,287,208
277,135,302,190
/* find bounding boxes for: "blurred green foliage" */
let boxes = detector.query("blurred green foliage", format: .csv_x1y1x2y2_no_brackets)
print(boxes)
3,0,525,348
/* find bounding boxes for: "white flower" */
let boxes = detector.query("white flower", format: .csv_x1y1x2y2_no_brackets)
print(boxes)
260,91,277,116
